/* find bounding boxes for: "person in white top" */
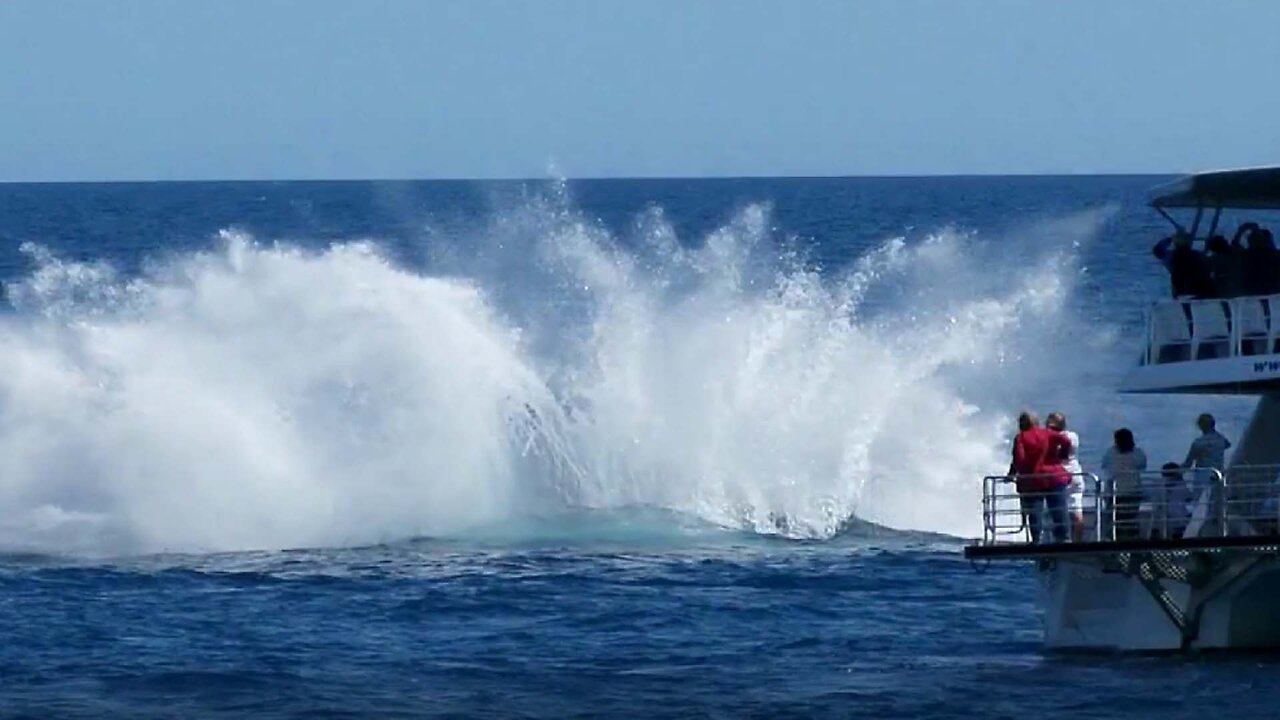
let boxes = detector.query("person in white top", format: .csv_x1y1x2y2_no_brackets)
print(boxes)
1046,412,1084,541
1101,428,1148,540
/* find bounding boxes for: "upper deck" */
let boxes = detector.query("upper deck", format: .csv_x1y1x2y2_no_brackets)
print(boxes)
1122,296,1280,394
1122,167,1280,395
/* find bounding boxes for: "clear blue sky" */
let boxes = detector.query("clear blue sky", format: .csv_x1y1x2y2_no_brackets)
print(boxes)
2,0,1278,181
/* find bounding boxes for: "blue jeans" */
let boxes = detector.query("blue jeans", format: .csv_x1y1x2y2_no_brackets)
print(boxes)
1021,486,1069,543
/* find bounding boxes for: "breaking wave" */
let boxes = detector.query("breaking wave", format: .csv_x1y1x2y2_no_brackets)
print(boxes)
0,187,1115,553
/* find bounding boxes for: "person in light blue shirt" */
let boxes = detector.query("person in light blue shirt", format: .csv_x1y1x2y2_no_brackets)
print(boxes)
1184,413,1231,512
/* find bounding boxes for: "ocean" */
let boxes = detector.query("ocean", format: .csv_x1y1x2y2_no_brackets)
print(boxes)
0,176,1274,718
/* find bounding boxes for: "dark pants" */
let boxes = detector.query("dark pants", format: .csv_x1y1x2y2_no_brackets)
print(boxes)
1021,487,1069,543
1114,493,1143,540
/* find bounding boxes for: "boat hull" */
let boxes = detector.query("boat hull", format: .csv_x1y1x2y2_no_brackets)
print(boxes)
1041,552,1280,651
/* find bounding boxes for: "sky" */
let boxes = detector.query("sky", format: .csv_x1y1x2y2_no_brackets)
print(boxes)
1,0,1279,181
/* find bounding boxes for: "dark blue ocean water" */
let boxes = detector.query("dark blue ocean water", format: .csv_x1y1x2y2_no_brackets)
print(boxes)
1,177,1277,718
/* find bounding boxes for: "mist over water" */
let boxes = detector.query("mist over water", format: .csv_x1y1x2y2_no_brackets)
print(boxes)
0,187,1119,553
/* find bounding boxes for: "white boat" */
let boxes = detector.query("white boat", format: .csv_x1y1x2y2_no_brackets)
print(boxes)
966,167,1280,652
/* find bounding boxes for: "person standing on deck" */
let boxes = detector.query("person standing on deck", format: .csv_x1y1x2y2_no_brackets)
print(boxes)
1046,412,1085,541
1152,231,1214,298
1206,235,1243,298
1101,428,1147,540
1184,413,1231,521
1150,463,1191,539
1240,227,1280,296
1009,411,1073,544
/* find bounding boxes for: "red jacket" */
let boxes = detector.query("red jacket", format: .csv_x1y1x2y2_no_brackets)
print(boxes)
1010,427,1072,492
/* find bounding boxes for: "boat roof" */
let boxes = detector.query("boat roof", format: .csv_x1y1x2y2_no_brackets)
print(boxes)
1151,166,1280,209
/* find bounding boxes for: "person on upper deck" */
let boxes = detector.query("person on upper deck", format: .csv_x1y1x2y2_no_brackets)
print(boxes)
1009,411,1073,544
1152,231,1214,298
1238,226,1280,296
1101,428,1147,541
1231,221,1259,251
1184,412,1231,498
1206,234,1243,298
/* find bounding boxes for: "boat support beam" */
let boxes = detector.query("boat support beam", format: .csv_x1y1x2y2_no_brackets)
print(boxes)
1181,555,1270,650
1129,554,1187,637
1122,553,1269,650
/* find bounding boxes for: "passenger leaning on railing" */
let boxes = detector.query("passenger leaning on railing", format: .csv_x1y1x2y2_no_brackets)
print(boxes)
1008,411,1073,544
1101,428,1148,540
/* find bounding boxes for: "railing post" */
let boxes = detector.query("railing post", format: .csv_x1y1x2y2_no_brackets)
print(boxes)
1216,469,1228,537
1231,298,1240,357
1106,473,1115,542
1269,471,1280,532
1152,299,1162,363
1092,474,1103,542
1159,474,1168,540
982,476,991,544
1183,300,1194,355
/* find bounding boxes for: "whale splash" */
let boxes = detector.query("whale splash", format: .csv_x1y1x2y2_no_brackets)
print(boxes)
0,192,1112,553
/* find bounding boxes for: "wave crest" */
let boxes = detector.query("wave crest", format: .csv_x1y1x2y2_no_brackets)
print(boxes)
0,195,1110,552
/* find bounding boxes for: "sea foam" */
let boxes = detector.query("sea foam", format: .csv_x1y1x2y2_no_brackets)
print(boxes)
0,191,1116,552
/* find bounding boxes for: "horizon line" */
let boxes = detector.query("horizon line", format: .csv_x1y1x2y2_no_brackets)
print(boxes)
0,171,1182,186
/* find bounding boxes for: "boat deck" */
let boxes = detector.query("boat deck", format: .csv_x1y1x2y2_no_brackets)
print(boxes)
965,533,1280,560
970,167,1280,652
973,467,1280,560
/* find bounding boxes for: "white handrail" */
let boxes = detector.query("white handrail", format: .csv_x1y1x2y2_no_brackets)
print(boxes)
981,473,1102,544
976,468,1252,545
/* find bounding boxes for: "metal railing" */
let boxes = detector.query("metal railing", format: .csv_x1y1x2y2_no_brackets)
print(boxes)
1222,463,1280,533
1144,295,1280,365
979,468,1252,545
981,473,1103,545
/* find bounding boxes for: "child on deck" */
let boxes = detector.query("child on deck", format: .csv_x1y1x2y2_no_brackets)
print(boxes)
1143,462,1191,540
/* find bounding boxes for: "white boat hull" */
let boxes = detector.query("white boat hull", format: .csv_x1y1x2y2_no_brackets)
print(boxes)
1042,554,1280,651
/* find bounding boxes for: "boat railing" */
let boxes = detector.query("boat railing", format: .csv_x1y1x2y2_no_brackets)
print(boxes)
1221,463,1280,532
981,473,1103,545
978,468,1254,545
1145,295,1280,366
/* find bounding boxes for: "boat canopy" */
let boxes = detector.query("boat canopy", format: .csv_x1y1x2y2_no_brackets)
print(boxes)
1151,166,1280,209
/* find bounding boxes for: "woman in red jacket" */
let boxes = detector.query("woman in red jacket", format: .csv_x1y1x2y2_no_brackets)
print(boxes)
1009,411,1074,543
